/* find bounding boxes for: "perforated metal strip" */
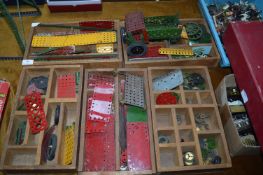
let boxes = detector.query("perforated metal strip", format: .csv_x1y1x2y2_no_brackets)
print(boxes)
159,48,193,56
31,32,117,47
124,74,145,108
63,124,75,165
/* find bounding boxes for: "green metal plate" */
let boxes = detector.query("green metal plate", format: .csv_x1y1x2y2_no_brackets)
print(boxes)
127,106,147,122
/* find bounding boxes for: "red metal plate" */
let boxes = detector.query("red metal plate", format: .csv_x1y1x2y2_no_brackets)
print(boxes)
0,81,9,123
57,74,76,98
129,45,168,60
84,118,115,171
24,92,48,134
125,11,145,33
89,85,114,122
127,122,151,171
86,96,106,133
87,73,114,88
46,46,75,55
79,21,115,30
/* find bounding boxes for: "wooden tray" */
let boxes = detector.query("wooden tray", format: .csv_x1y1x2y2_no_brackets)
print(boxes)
0,65,83,171
122,19,220,68
148,66,231,172
23,20,122,68
78,68,156,174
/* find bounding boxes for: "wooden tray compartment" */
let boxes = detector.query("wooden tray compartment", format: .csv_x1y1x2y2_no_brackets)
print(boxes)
78,68,156,174
23,20,122,68
122,19,220,68
148,66,231,172
1,65,83,171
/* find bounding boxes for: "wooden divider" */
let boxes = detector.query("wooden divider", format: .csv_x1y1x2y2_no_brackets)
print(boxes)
122,19,220,68
78,68,156,175
0,65,83,171
148,66,231,172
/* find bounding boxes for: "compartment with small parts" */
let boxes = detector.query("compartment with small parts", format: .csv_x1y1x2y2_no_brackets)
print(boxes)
179,129,194,143
78,68,155,174
176,108,192,127
185,92,198,104
148,66,231,172
181,146,199,166
23,20,122,67
50,68,81,98
199,134,228,165
215,74,260,156
0,65,83,171
121,12,220,68
158,130,176,144
193,107,219,132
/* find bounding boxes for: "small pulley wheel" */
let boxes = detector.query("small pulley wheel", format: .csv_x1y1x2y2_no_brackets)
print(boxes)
127,42,147,57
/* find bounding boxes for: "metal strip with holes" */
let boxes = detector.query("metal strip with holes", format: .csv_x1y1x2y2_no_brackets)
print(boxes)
31,31,117,47
159,48,194,56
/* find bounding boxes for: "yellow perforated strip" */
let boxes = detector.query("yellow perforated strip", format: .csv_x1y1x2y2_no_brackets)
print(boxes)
32,32,117,47
63,123,75,165
159,48,193,56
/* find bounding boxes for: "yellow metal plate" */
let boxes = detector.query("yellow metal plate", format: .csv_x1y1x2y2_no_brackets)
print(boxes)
32,32,117,47
63,124,74,165
159,48,193,56
96,43,114,53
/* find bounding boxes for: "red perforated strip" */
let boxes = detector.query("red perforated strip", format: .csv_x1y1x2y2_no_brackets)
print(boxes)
46,46,75,55
57,74,76,98
87,73,114,88
127,122,151,171
24,92,48,134
79,21,115,30
129,45,168,59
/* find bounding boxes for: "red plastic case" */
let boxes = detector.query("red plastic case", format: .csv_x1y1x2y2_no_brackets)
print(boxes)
223,21,263,151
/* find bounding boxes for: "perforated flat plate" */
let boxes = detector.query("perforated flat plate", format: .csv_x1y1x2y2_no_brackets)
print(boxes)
153,70,183,91
24,92,48,134
96,43,114,53
87,73,114,88
129,45,168,60
32,32,117,47
159,48,193,56
192,46,212,55
125,11,145,32
79,21,115,30
84,118,115,171
124,74,145,108
57,74,76,98
89,85,114,122
127,122,151,171
63,124,75,165
86,96,106,133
